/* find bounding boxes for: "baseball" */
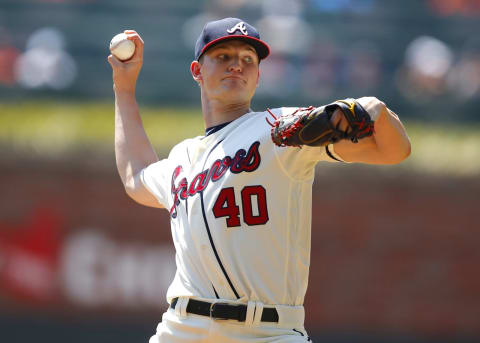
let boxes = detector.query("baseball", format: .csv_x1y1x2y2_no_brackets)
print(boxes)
109,33,135,61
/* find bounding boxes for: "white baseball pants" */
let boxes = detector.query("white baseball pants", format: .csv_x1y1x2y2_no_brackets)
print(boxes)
149,297,311,342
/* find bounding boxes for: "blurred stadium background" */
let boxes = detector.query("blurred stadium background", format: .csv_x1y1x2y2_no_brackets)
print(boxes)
1,0,479,342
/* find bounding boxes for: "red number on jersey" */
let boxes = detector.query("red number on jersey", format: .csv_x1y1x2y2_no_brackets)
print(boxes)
213,186,269,227
241,186,269,225
213,187,241,227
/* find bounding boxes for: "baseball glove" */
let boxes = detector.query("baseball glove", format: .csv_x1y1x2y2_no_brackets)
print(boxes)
266,98,374,147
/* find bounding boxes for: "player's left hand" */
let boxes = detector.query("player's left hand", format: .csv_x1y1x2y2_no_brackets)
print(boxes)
268,98,375,147
330,97,385,134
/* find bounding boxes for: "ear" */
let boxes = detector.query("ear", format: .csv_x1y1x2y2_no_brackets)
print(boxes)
190,61,202,83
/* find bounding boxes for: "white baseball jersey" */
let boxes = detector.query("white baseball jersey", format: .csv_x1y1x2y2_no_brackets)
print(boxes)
141,108,340,307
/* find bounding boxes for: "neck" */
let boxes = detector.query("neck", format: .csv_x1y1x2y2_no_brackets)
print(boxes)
201,93,251,129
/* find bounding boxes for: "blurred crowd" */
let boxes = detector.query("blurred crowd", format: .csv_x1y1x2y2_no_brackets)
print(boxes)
0,27,76,90
1,0,480,118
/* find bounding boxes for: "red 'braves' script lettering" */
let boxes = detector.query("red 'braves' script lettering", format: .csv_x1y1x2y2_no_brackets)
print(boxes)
170,141,261,218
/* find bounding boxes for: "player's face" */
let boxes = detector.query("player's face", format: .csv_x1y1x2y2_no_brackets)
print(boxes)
194,41,260,104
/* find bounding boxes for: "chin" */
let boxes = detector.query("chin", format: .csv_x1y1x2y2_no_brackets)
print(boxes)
220,88,250,101
209,83,255,103
222,94,249,104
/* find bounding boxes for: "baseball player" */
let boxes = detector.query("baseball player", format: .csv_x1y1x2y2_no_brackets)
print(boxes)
108,18,410,343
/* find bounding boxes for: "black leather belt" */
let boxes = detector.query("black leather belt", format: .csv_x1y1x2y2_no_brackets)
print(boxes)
170,298,279,322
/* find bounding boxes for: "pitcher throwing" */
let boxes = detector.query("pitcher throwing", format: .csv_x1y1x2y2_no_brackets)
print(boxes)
108,17,411,342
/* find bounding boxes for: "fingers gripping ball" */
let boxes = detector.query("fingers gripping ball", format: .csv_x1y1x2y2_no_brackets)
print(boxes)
267,99,375,147
109,33,136,61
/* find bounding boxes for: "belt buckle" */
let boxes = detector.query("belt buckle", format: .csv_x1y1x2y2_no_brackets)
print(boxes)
209,302,229,320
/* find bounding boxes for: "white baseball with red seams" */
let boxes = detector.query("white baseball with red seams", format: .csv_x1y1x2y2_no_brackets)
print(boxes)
109,33,135,61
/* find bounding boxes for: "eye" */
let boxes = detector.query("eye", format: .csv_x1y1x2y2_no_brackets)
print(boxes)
244,56,253,63
217,54,228,61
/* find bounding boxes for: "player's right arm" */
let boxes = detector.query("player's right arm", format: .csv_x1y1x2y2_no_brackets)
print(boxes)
108,30,164,208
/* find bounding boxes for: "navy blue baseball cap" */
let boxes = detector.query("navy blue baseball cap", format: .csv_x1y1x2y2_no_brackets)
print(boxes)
194,17,270,61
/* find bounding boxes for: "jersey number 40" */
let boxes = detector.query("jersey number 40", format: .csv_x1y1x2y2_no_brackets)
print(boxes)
213,186,269,227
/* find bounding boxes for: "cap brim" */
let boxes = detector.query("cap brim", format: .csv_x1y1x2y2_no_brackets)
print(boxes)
197,35,270,61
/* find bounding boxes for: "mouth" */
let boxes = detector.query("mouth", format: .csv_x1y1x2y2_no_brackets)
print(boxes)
223,76,246,83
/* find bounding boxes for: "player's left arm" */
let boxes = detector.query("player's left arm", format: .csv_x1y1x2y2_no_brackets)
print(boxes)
332,97,411,165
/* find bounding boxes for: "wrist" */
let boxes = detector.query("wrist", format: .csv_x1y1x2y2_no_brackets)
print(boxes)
114,88,136,100
114,91,138,110
113,80,137,94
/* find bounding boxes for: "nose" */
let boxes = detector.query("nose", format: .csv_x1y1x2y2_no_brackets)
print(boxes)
228,57,242,73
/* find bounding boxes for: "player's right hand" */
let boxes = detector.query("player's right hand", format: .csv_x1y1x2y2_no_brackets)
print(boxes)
107,30,144,94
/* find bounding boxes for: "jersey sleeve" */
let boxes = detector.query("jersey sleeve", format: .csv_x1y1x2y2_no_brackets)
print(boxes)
140,158,173,208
